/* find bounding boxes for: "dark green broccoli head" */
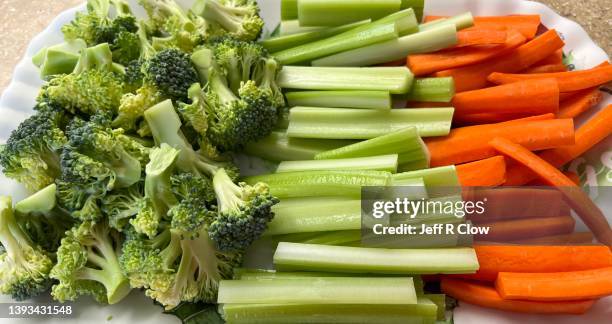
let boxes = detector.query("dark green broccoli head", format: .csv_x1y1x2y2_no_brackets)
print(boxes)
145,48,199,102
124,59,144,90
171,172,216,204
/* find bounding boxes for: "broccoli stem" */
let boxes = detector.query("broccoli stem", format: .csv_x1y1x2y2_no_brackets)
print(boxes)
280,0,298,20
244,131,354,162
297,0,402,27
287,107,454,139
278,20,325,35
285,90,392,110
312,24,458,66
419,12,474,31
276,154,399,173
14,184,57,214
213,169,244,213
278,66,414,94
197,0,248,33
0,198,29,262
273,242,480,274
403,77,455,103
218,277,418,304
209,72,239,107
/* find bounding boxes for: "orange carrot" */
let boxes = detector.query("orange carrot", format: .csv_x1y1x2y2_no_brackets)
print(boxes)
476,216,575,242
454,113,532,125
534,49,564,66
489,137,612,247
557,87,603,118
511,232,594,244
488,63,612,92
505,104,612,185
407,30,526,76
457,156,506,187
451,79,559,116
496,267,612,301
425,15,541,39
435,30,565,92
441,278,595,314
426,118,575,167
523,63,568,74
455,29,508,47
529,171,581,186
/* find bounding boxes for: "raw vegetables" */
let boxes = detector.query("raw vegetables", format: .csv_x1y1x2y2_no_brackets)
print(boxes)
285,90,392,109
456,156,506,187
281,0,298,20
557,87,603,118
278,20,325,35
297,0,403,26
403,77,455,103
454,29,507,47
275,230,362,246
424,15,541,39
418,12,474,31
475,216,575,242
392,165,460,188
523,64,567,74
276,154,399,173
244,131,354,162
511,232,594,244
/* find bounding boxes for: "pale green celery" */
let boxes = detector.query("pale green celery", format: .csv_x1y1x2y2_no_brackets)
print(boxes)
387,177,429,200
244,131,353,162
278,66,414,94
221,298,437,324
277,230,363,246
285,90,392,109
404,78,455,103
401,0,425,21
424,294,447,321
281,0,298,20
274,242,480,274
218,277,417,304
393,166,461,197
279,20,325,36
367,8,418,36
277,154,399,173
297,0,402,26
419,12,474,31
287,107,454,139
312,24,457,67
314,127,430,172
245,170,392,198
273,21,400,64
261,20,371,53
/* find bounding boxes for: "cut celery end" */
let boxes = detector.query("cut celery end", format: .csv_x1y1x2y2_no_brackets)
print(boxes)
369,8,419,36
279,66,414,94
244,131,353,162
424,294,447,321
287,107,454,139
297,0,402,27
401,0,425,21
404,77,456,103
279,20,325,36
393,166,460,188
312,24,458,67
399,158,431,172
273,21,400,65
260,20,371,53
245,170,392,198
277,154,399,173
285,90,392,109
274,243,480,274
419,12,474,31
267,197,362,235
218,277,417,304
281,0,298,20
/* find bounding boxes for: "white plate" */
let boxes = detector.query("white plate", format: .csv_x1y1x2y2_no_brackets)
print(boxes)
0,0,610,323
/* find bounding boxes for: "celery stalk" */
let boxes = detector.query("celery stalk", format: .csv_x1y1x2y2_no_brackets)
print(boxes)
368,8,418,36
273,242,480,274
276,230,363,246
281,0,298,21
244,131,353,162
392,166,460,187
285,90,392,109
424,294,447,321
273,21,400,64
287,107,454,139
404,77,455,103
401,0,425,21
261,20,371,53
419,12,474,31
245,170,392,198
278,66,414,94
276,154,399,173
297,0,402,27
279,20,325,36
312,24,457,67
218,277,418,304
314,127,430,171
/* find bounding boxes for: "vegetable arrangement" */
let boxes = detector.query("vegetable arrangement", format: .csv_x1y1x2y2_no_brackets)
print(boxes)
0,0,611,323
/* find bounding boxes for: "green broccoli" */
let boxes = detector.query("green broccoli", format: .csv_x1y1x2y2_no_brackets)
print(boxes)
145,48,200,102
50,220,131,304
207,37,266,93
258,58,285,110
101,183,144,231
0,196,53,301
177,83,209,138
192,0,264,41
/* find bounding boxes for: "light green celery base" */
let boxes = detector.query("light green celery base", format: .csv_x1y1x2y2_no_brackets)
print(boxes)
281,0,298,20
276,154,399,173
279,20,325,36
244,131,353,162
287,107,454,139
285,90,392,109
393,166,460,187
419,12,474,31
274,242,479,274
297,0,402,26
312,24,458,67
404,77,456,103
218,277,417,304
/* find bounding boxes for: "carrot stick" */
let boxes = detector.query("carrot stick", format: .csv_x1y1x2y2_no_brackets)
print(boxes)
455,29,508,47
505,104,612,185
496,267,612,301
523,63,568,74
511,232,594,244
436,30,565,92
457,156,506,187
407,30,526,76
489,137,612,247
534,49,564,66
529,171,581,186
488,63,612,92
557,87,603,118
454,113,534,125
441,278,595,314
426,118,575,167
425,15,541,39
476,216,575,242
451,79,559,116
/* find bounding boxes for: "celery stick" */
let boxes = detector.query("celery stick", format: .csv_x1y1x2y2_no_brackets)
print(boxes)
399,159,430,172
281,0,298,21
245,170,391,198
218,277,418,304
419,12,474,31
278,66,414,94
401,0,425,21
277,154,399,173
312,24,457,67
279,20,325,36
314,127,430,171
260,20,371,53
392,166,460,187
273,243,480,274
367,8,418,36
285,91,392,110
273,21,400,65
404,77,455,103
287,107,454,139
424,294,447,321
277,230,363,246
244,131,353,162
297,0,402,27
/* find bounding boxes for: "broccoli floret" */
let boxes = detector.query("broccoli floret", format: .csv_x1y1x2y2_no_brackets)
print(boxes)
62,0,113,45
145,48,200,102
0,110,67,192
258,58,285,110
50,221,131,304
0,196,53,301
101,183,144,231
192,0,264,42
206,37,266,92
178,83,209,137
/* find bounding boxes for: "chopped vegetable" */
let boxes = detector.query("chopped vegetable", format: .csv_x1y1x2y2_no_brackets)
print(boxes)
419,12,474,31
297,0,403,26
476,216,575,242
286,90,392,109
245,131,353,162
277,154,399,173
403,77,455,103
522,63,567,74
454,29,507,47
424,15,541,39
456,156,506,187
558,87,603,118
281,0,298,20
